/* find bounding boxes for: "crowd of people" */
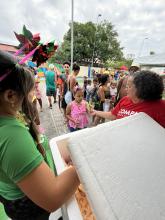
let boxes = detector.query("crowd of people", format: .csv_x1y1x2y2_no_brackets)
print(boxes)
0,50,165,220
29,57,165,133
55,62,165,130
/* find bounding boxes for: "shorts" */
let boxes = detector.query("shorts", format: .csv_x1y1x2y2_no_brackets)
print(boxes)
0,195,50,220
69,127,81,132
46,88,56,97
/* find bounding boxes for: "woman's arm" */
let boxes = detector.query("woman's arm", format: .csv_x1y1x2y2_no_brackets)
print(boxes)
94,110,116,120
17,162,79,212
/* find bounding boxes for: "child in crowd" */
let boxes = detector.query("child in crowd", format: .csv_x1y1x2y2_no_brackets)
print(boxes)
110,80,117,108
89,77,99,109
88,78,99,124
66,88,89,132
86,79,93,102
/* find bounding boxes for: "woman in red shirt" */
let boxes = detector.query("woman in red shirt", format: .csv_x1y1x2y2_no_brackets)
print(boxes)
93,70,165,128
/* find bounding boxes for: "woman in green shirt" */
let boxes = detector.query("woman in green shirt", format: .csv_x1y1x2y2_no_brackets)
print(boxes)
0,51,79,220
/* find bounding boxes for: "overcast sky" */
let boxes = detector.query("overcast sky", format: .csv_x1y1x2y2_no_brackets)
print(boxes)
0,0,165,58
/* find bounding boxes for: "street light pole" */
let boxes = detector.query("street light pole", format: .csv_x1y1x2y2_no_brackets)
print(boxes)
91,14,102,67
71,0,74,71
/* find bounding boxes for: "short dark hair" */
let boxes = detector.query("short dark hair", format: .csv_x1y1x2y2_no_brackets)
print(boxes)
63,61,70,66
72,63,80,71
87,79,92,84
93,77,98,83
133,70,164,100
99,74,109,85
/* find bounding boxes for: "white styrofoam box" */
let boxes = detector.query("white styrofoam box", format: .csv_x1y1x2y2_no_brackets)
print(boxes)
50,134,83,220
67,113,165,220
49,209,62,220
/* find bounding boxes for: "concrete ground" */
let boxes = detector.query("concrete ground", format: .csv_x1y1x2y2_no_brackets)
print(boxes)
39,81,69,140
38,82,68,220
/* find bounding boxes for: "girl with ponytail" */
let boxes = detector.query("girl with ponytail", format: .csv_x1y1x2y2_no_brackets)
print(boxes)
0,51,79,220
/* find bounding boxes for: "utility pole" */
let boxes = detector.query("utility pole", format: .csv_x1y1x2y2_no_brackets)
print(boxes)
71,0,74,71
91,14,102,67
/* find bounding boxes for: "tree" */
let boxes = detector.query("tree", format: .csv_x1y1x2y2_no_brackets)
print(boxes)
105,58,133,69
53,20,124,66
94,21,123,64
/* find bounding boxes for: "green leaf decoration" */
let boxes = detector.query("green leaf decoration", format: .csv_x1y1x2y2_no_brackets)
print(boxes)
22,25,33,40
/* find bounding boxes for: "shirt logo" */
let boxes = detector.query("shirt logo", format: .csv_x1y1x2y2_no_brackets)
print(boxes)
118,108,138,117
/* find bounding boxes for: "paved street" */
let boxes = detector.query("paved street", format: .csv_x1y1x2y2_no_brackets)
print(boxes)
38,82,69,219
39,81,69,140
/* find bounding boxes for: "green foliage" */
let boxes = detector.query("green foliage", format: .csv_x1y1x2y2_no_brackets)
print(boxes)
53,20,124,66
94,21,123,64
105,58,133,69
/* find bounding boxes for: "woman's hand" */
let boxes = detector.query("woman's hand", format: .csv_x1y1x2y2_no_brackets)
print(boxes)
90,109,97,116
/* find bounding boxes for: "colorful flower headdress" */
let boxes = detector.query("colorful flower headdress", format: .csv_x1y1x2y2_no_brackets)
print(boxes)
14,25,58,66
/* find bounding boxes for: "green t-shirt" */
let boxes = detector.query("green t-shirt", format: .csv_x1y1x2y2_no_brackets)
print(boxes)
45,70,56,90
0,117,56,200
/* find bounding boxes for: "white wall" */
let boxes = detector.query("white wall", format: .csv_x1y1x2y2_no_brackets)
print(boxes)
79,66,102,77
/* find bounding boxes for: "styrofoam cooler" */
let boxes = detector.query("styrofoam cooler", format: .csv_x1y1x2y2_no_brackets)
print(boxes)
50,113,165,220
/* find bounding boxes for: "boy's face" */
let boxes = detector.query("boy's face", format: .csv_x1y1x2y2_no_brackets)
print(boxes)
93,81,98,87
64,64,70,74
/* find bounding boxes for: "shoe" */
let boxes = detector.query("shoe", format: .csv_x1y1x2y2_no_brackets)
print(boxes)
54,100,57,103
49,104,52,109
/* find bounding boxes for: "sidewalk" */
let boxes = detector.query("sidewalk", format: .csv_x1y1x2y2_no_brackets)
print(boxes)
39,82,69,140
38,82,69,219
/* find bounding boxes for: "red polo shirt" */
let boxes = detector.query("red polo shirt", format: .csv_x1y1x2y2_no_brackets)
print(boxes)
112,96,165,128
